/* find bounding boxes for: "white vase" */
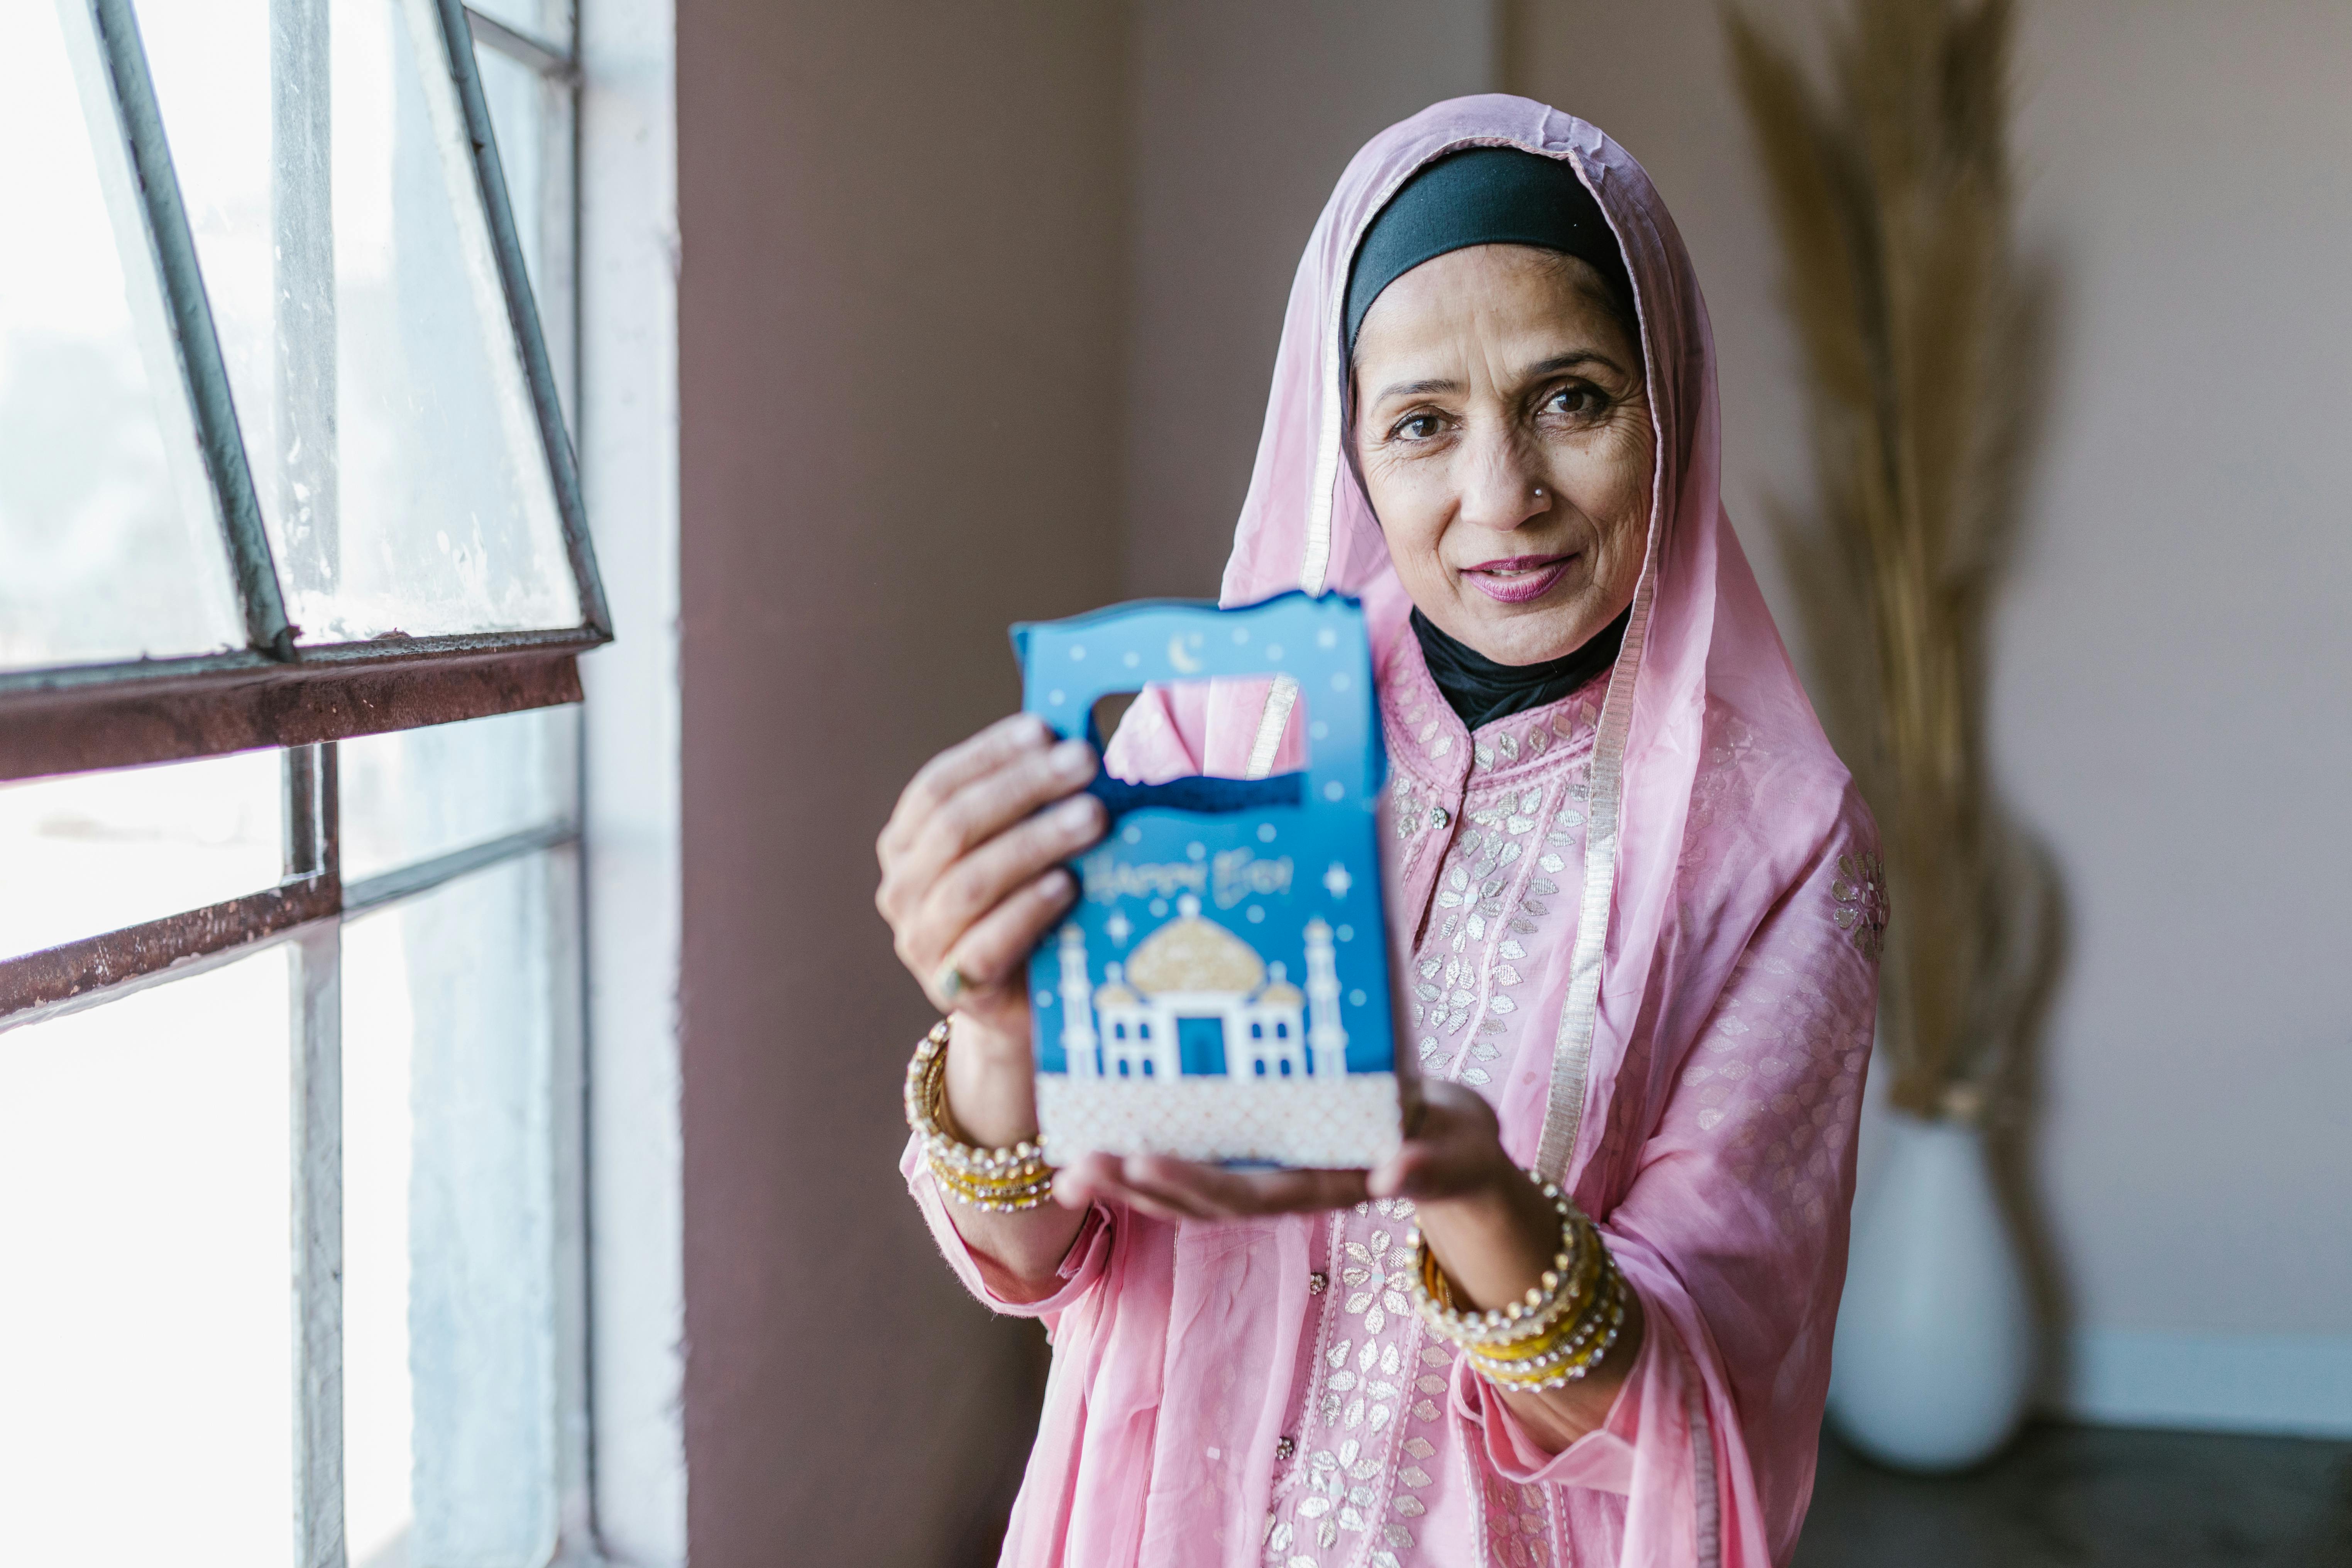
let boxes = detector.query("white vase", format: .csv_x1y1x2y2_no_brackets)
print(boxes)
1826,1111,2037,1472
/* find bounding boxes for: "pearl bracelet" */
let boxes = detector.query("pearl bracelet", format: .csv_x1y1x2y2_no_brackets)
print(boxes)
904,1020,1057,1211
1408,1167,1630,1390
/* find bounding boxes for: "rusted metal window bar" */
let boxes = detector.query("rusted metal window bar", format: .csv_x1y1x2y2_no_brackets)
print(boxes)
0,639,586,784
0,749,578,1033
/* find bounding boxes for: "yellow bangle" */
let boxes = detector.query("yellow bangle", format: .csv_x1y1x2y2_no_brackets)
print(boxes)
1408,1167,1631,1389
905,1020,1056,1211
1410,1170,1588,1346
1474,1265,1629,1389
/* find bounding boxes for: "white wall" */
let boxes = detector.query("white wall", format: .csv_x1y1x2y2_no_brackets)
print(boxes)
578,0,688,1556
1516,0,2352,1435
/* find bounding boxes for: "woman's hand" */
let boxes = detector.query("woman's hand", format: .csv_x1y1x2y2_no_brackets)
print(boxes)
1055,1081,1643,1448
878,714,1104,1070
1051,1081,1516,1221
877,714,1106,1292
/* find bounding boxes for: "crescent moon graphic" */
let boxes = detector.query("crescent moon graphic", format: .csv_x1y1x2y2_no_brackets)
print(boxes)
1167,635,1202,675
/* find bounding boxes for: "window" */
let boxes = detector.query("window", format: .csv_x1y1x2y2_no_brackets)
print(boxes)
2,3,598,1563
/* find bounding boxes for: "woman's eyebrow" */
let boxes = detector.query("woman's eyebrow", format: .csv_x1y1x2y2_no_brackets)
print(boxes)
1368,376,1463,403
1369,350,1629,406
1520,350,1621,379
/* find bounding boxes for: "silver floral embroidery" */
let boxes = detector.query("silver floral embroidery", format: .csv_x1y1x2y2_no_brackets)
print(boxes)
1301,675,1600,1566
1831,850,1889,960
1482,1468,1555,1567
1342,1230,1410,1335
1413,761,1591,1085
1268,1200,1426,1568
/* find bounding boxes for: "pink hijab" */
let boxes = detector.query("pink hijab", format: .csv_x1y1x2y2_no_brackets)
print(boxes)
909,95,1880,1568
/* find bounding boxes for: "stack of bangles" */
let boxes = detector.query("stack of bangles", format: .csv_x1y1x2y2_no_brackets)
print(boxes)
1408,1169,1630,1391
904,1020,1058,1211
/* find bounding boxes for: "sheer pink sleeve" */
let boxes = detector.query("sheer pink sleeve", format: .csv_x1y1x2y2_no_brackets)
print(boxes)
901,1135,1113,1320
1457,801,1880,1566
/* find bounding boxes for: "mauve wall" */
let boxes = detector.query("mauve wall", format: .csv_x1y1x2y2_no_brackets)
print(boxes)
673,3,1127,1562
1122,0,1496,598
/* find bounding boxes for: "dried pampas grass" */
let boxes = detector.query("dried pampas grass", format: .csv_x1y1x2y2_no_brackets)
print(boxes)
1728,0,2050,1119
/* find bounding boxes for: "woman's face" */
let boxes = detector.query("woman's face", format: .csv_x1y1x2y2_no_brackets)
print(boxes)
1352,244,1653,666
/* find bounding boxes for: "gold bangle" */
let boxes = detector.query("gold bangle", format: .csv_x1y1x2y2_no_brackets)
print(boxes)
1471,1257,1630,1389
905,1020,1056,1211
1410,1170,1590,1348
1423,1220,1603,1354
1474,1266,1630,1389
1408,1167,1631,1390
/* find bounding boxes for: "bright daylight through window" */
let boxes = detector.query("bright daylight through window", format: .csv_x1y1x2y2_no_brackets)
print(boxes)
0,2,601,1564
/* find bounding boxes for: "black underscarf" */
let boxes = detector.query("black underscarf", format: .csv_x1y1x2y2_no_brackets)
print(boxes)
1410,605,1629,733
1345,146,1635,352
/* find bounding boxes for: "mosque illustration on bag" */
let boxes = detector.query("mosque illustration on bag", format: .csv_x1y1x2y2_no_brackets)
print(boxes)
1054,900,1347,1083
1013,592,1405,1168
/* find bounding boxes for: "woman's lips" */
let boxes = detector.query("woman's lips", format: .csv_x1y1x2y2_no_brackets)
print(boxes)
1461,554,1572,604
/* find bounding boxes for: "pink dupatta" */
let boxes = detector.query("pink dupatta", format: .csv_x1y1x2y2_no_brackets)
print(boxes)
907,95,1881,1568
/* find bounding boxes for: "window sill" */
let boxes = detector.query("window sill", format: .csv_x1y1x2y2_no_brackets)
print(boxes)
0,629,604,782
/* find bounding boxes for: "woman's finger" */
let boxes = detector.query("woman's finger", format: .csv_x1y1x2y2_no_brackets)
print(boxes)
1368,1082,1512,1200
891,738,1098,905
1056,1154,1217,1222
914,792,1105,961
880,714,1052,860
939,867,1081,996
1112,1156,1371,1218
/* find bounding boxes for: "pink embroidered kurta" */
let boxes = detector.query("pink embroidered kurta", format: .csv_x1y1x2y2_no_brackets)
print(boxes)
905,95,1882,1568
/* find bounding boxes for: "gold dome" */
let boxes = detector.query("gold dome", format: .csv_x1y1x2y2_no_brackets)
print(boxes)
1256,981,1304,1006
1127,912,1266,996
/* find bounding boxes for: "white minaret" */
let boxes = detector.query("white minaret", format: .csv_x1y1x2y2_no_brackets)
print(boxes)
1058,923,1098,1076
1304,918,1348,1077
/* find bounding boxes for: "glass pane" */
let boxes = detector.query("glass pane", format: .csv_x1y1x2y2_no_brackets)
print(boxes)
345,851,568,1567
0,0,245,670
475,48,546,305
341,705,577,882
0,749,283,960
133,0,580,645
0,947,294,1565
465,0,570,38
463,42,576,436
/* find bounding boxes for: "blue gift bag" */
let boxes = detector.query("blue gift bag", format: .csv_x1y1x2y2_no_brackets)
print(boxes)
1013,593,1404,1168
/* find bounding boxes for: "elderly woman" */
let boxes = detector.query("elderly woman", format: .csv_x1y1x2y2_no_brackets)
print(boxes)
875,96,1882,1568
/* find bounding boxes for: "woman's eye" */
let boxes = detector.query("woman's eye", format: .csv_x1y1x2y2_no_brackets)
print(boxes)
1545,384,1604,419
1391,413,1443,441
